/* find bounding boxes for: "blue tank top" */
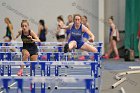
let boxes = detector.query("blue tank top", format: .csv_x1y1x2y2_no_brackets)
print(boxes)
109,27,112,36
69,23,83,42
82,23,89,39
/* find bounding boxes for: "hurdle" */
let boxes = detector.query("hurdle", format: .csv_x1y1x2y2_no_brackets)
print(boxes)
0,42,102,93
0,52,100,77
0,76,95,93
0,61,98,93
0,47,102,86
0,52,22,76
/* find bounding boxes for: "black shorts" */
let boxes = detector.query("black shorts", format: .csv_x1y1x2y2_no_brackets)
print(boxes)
39,38,46,42
112,36,117,41
23,45,38,56
56,35,65,40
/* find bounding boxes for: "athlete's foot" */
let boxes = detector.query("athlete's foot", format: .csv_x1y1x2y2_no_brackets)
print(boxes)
90,56,94,60
17,69,23,76
102,54,109,59
114,56,120,60
78,56,85,61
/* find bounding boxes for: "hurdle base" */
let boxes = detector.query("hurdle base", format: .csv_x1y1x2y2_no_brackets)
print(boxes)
5,86,88,90
47,86,51,90
55,86,58,90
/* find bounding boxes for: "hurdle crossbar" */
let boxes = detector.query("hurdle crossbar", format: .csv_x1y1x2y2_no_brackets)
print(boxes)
0,42,102,45
0,76,94,83
0,61,96,66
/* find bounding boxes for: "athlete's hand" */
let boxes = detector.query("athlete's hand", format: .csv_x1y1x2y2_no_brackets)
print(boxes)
31,39,36,42
88,38,94,42
116,37,120,42
27,35,32,39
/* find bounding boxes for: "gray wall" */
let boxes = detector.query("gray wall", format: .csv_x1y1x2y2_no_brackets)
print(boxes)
105,0,125,31
104,0,125,50
0,0,99,42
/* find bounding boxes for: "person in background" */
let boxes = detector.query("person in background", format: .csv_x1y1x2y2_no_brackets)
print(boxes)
3,17,16,52
38,19,48,59
102,16,120,60
15,20,40,76
56,15,66,46
66,15,73,41
3,17,14,42
38,19,48,42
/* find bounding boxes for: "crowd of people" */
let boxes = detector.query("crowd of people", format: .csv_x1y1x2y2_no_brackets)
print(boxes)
2,14,97,76
2,15,140,76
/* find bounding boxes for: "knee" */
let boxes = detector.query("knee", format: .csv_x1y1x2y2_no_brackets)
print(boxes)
94,48,98,52
23,53,30,59
73,41,77,45
91,47,98,52
69,41,77,49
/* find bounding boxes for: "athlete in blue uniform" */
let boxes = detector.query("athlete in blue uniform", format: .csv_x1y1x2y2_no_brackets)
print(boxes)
15,20,40,76
78,15,91,60
59,14,97,53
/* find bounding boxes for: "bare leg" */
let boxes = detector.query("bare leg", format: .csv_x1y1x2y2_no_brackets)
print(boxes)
103,40,113,58
80,43,97,52
68,41,77,50
22,49,30,69
17,49,30,76
78,38,89,60
112,40,120,60
30,55,38,61
106,41,113,57
112,40,119,57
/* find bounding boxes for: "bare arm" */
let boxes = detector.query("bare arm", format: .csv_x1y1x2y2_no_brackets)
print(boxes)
82,25,95,42
29,30,40,42
8,24,14,39
86,22,90,30
14,30,22,40
116,29,120,38
38,26,41,37
59,22,73,30
111,24,116,37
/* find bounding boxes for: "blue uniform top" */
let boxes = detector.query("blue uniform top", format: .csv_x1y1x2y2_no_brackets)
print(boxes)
109,27,112,37
68,23,84,49
69,23,83,42
83,32,89,39
82,23,89,39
